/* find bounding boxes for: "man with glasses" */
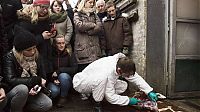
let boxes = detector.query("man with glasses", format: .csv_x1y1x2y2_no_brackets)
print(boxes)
73,53,158,112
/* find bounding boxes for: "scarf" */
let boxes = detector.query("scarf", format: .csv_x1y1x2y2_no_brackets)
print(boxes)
13,48,38,77
81,7,96,16
50,11,67,23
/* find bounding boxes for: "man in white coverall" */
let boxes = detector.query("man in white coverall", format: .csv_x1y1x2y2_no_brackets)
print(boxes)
73,53,158,112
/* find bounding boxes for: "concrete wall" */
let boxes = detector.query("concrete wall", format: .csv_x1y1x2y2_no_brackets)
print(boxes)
115,0,148,92
131,0,147,78
116,0,147,78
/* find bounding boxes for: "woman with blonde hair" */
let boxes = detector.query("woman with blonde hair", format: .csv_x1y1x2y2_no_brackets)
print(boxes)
2,26,52,112
74,0,104,72
16,0,57,79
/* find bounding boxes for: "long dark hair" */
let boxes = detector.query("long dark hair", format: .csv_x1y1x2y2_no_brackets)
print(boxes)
50,0,65,13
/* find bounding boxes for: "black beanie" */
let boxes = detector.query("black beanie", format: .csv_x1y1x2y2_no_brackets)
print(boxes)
13,26,37,52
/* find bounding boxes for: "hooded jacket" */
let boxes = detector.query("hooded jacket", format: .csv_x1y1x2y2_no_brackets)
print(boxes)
103,10,133,55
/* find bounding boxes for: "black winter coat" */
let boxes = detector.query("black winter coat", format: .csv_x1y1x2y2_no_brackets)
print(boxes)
0,0,22,50
2,51,46,91
48,47,78,81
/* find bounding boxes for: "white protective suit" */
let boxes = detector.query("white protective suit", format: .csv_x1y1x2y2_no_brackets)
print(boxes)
73,53,153,106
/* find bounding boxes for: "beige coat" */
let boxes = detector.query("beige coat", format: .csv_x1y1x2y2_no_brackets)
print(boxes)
74,11,103,64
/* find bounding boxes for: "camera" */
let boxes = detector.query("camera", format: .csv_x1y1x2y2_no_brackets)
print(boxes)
33,85,42,94
50,24,56,33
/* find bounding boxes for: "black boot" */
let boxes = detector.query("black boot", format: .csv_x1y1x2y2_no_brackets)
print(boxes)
94,102,103,112
56,96,67,108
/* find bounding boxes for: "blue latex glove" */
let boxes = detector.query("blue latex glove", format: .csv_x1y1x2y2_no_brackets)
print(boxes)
148,91,158,102
128,97,140,105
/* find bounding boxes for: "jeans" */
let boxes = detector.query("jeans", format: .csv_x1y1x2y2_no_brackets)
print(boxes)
6,84,28,112
6,84,52,112
48,73,72,98
25,92,52,112
0,97,7,111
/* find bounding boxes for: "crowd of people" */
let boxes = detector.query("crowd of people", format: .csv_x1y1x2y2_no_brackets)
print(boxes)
0,0,157,112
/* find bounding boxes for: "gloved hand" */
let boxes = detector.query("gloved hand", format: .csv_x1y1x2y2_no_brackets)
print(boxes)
122,47,129,55
148,91,158,102
128,97,140,105
101,49,106,57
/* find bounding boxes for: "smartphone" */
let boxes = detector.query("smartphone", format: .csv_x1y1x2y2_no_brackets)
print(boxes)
50,24,56,33
33,85,42,94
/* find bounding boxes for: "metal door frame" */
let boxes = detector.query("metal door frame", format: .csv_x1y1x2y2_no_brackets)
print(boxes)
168,0,200,98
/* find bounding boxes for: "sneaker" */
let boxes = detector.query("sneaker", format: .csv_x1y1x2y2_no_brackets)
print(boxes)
80,93,90,100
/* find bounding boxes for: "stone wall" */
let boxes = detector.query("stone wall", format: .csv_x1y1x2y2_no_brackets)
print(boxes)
115,0,147,92
115,0,147,78
131,0,147,78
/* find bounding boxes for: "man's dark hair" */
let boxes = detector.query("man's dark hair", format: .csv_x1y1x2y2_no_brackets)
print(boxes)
117,57,136,73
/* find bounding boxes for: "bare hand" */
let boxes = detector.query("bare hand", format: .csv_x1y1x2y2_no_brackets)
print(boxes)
42,31,56,39
41,78,46,87
52,72,58,77
0,88,6,102
54,79,60,85
49,30,57,38
29,88,38,96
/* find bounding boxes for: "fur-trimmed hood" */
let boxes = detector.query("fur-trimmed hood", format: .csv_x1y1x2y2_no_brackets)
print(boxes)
102,8,128,22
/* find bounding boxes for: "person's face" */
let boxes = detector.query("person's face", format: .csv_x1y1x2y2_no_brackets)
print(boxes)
97,3,105,13
36,5,49,16
22,46,37,57
55,37,65,51
53,1,62,13
84,0,94,8
107,6,116,18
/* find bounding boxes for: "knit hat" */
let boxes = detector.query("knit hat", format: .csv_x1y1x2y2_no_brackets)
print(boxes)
13,26,37,52
33,0,50,5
